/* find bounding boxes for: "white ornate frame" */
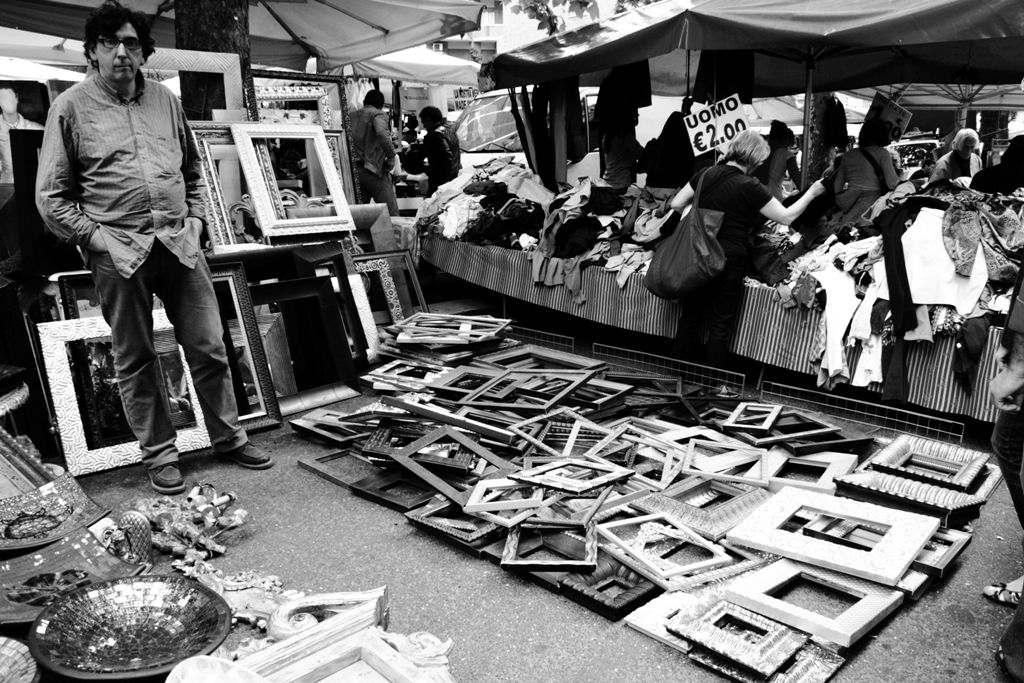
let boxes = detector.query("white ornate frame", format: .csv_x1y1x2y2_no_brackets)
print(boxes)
255,85,331,127
146,48,246,112
36,310,210,476
726,485,939,586
231,123,355,237
725,558,905,648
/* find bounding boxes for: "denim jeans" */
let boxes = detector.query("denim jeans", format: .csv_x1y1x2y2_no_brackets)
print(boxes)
90,241,247,469
357,167,399,216
993,410,1024,680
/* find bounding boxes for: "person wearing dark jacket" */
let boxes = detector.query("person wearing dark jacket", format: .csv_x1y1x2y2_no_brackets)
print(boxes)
971,135,1024,195
419,105,462,194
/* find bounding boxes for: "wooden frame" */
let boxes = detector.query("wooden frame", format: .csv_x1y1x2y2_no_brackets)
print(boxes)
463,478,544,513
36,311,210,476
192,123,269,247
500,524,599,573
249,276,360,414
471,344,607,371
558,553,662,621
322,129,357,215
597,512,732,587
248,68,357,200
427,366,507,399
721,403,784,434
231,123,355,237
392,313,511,345
405,497,502,551
633,479,773,541
352,256,404,324
353,249,427,324
255,84,330,127
381,396,515,445
459,369,598,411
388,427,515,506
725,558,904,648
347,469,437,513
803,517,972,578
510,458,634,495
666,600,808,679
509,407,605,458
289,241,379,365
750,450,858,495
146,48,246,113
866,442,989,492
835,470,989,526
731,410,842,448
726,486,939,586
362,359,449,393
688,642,845,683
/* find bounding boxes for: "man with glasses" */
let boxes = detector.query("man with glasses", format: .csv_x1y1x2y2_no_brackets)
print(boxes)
37,0,272,493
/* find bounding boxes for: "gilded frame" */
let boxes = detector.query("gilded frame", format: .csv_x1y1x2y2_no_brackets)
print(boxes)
255,84,331,127
632,479,773,541
36,310,210,476
726,485,939,586
231,123,355,237
725,558,904,648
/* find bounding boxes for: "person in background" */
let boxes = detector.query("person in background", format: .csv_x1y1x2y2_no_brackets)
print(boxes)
401,112,419,145
669,130,826,369
642,111,692,197
419,105,462,195
971,135,1024,195
350,89,399,216
0,87,45,184
910,155,936,182
987,263,1024,679
831,118,899,226
757,120,800,201
930,127,982,186
36,0,273,494
601,109,644,193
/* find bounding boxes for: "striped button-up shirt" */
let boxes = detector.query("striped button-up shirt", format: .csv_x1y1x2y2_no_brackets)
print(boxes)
36,74,205,278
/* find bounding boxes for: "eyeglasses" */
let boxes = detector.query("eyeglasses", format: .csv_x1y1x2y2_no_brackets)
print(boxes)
97,36,142,51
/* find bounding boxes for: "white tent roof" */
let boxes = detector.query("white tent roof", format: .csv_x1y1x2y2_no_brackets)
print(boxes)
346,46,480,86
0,56,84,82
0,27,86,67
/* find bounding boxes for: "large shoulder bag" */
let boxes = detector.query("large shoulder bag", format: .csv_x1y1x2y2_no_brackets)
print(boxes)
643,169,726,299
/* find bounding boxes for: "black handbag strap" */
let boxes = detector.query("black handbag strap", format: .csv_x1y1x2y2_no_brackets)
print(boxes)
860,148,891,190
691,166,732,210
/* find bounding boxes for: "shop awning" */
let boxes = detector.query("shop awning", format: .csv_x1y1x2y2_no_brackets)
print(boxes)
843,83,1024,112
0,0,483,71
493,0,1024,95
345,47,480,86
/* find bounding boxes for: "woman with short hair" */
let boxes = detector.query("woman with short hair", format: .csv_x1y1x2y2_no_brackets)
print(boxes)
831,118,900,226
930,127,983,185
669,130,826,368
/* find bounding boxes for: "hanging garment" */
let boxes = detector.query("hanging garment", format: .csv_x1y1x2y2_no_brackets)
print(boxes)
953,316,993,395
851,334,885,387
896,207,988,316
810,265,861,383
903,304,934,343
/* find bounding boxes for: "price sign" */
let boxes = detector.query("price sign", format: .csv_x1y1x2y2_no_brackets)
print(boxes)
684,94,749,155
864,93,912,143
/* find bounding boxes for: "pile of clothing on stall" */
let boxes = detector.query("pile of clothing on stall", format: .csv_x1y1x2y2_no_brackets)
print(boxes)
414,158,552,247
771,180,1024,399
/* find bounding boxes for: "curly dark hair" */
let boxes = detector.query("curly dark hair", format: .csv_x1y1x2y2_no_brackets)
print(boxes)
84,1,156,64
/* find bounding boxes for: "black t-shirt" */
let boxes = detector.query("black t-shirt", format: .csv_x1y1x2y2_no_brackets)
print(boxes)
686,165,772,250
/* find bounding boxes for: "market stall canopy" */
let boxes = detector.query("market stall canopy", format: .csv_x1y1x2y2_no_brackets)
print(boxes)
344,46,480,86
844,83,1024,112
0,56,85,82
493,0,1024,96
0,0,483,71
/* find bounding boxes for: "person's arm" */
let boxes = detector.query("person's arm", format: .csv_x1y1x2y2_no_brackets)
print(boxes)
176,99,206,227
372,111,396,158
832,155,848,193
668,182,695,213
992,333,1024,411
928,154,950,184
758,180,826,225
35,105,105,252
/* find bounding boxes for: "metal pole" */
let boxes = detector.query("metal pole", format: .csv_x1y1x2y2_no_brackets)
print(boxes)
800,54,814,190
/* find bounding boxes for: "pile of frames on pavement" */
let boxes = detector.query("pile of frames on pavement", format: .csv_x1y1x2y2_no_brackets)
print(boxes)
293,313,998,683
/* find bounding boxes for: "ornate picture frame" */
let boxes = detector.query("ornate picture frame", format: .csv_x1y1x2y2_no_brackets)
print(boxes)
726,485,939,586
36,310,211,476
146,48,246,114
255,84,331,127
231,123,355,237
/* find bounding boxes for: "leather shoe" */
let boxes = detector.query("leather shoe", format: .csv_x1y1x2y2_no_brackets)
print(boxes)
148,464,185,495
217,443,273,470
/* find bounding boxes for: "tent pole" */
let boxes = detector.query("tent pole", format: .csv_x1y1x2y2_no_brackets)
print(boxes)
552,80,568,186
801,55,814,190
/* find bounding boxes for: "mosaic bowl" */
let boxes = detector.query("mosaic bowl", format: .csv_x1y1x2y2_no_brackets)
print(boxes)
29,575,232,680
0,636,38,683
